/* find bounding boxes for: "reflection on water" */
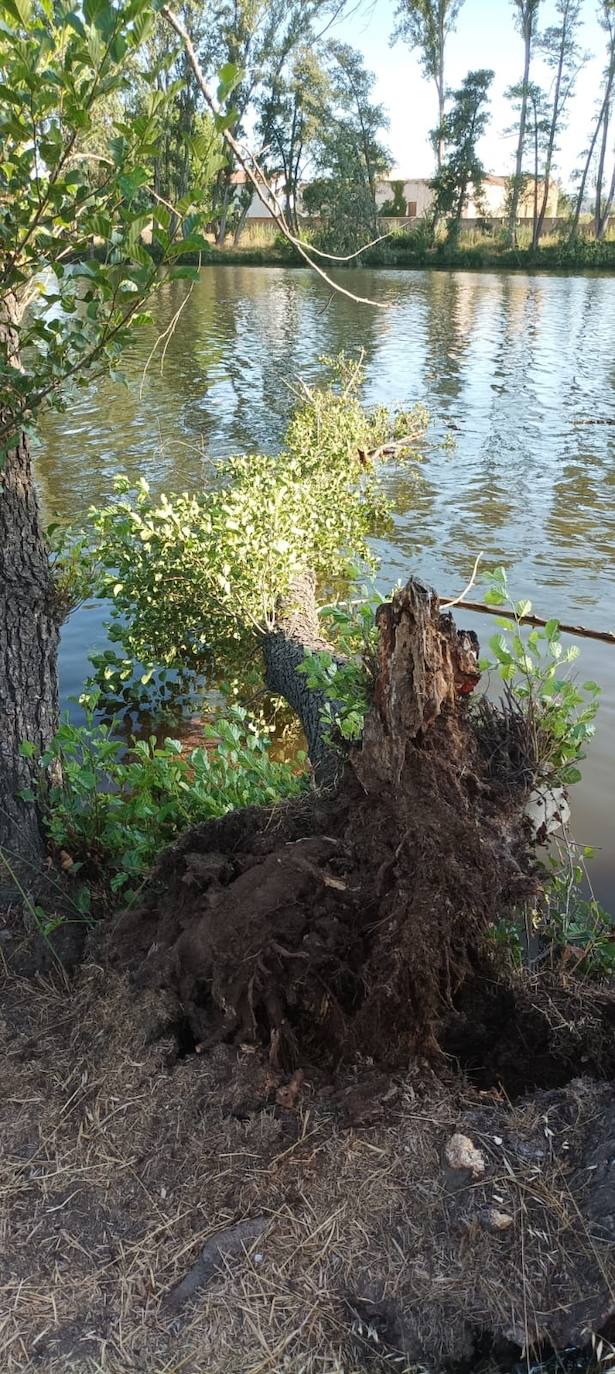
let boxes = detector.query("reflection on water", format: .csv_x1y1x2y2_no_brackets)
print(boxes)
37,267,615,905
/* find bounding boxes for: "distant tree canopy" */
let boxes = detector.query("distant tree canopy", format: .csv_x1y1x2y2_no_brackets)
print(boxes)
301,44,391,252
429,68,494,236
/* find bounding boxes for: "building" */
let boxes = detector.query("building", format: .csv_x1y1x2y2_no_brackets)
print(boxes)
375,175,560,221
223,170,560,234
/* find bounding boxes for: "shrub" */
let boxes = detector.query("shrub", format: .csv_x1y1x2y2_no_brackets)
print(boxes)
53,357,428,713
24,706,305,904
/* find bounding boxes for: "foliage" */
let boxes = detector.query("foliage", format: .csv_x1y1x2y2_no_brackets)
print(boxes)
392,0,465,86
379,180,408,217
539,856,615,975
392,0,466,165
302,43,391,253
479,565,600,787
23,706,305,902
256,46,332,232
55,358,428,712
0,0,220,459
430,69,494,237
298,588,384,741
196,0,347,241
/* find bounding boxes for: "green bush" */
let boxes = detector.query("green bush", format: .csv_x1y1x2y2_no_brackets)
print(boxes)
23,706,305,904
54,358,427,713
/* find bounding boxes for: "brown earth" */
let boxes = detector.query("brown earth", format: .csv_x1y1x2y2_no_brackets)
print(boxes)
3,580,615,1372
2,958,615,1374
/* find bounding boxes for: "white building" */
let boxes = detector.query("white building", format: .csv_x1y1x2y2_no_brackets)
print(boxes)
375,175,559,221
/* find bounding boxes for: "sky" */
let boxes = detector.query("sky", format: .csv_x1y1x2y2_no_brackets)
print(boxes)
331,0,609,189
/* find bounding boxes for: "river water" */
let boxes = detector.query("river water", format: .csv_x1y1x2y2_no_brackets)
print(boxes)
36,266,615,905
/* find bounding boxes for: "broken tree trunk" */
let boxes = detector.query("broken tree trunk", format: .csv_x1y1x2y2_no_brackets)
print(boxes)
263,570,343,783
114,579,539,1068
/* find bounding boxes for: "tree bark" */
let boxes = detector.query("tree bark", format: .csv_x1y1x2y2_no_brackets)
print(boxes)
0,428,59,892
263,571,343,783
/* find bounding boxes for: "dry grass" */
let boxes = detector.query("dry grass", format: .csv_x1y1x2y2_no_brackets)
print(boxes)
1,957,614,1373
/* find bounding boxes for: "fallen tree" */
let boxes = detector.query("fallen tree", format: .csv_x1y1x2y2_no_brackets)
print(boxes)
114,576,547,1067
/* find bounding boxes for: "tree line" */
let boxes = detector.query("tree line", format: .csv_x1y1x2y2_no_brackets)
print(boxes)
110,0,615,251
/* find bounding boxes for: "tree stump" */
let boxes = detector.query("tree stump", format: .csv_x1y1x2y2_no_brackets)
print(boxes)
114,579,539,1067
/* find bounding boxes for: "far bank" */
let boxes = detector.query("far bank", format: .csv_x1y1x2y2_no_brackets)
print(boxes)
196,233,615,274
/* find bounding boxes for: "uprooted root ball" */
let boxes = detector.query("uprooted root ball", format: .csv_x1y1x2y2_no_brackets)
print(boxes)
113,580,542,1068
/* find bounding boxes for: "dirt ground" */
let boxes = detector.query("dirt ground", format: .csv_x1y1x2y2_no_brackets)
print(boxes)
2,946,615,1374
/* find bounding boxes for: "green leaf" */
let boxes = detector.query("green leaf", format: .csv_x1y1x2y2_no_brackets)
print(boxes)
19,739,36,758
217,61,242,103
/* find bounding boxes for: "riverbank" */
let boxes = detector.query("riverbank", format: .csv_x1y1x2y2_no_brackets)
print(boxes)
195,232,615,273
3,946,615,1374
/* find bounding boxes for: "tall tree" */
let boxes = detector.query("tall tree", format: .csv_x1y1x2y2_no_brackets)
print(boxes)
302,43,391,252
429,68,494,237
197,0,347,243
256,47,331,233
392,0,465,168
569,0,615,239
507,0,542,244
505,78,550,241
0,0,212,886
594,0,615,237
533,0,584,246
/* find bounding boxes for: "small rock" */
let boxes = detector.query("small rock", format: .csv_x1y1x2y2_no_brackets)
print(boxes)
445,1133,486,1179
481,1206,514,1232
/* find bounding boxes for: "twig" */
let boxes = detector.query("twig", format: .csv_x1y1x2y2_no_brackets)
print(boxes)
439,597,615,646
161,7,388,310
139,271,197,399
440,553,483,610
366,431,427,462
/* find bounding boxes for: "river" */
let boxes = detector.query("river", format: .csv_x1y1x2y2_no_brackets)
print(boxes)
36,266,615,906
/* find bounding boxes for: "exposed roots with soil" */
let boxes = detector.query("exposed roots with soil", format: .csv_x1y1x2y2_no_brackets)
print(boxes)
3,577,615,1373
113,580,538,1068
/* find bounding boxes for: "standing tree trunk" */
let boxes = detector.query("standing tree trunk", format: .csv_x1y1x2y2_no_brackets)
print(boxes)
534,0,579,248
597,155,615,237
0,429,59,891
436,8,446,171
594,86,612,235
508,2,538,246
569,78,613,240
532,93,540,246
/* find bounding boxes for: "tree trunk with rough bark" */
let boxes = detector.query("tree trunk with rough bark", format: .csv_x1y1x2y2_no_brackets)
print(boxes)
114,578,541,1070
263,571,342,783
0,428,59,892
